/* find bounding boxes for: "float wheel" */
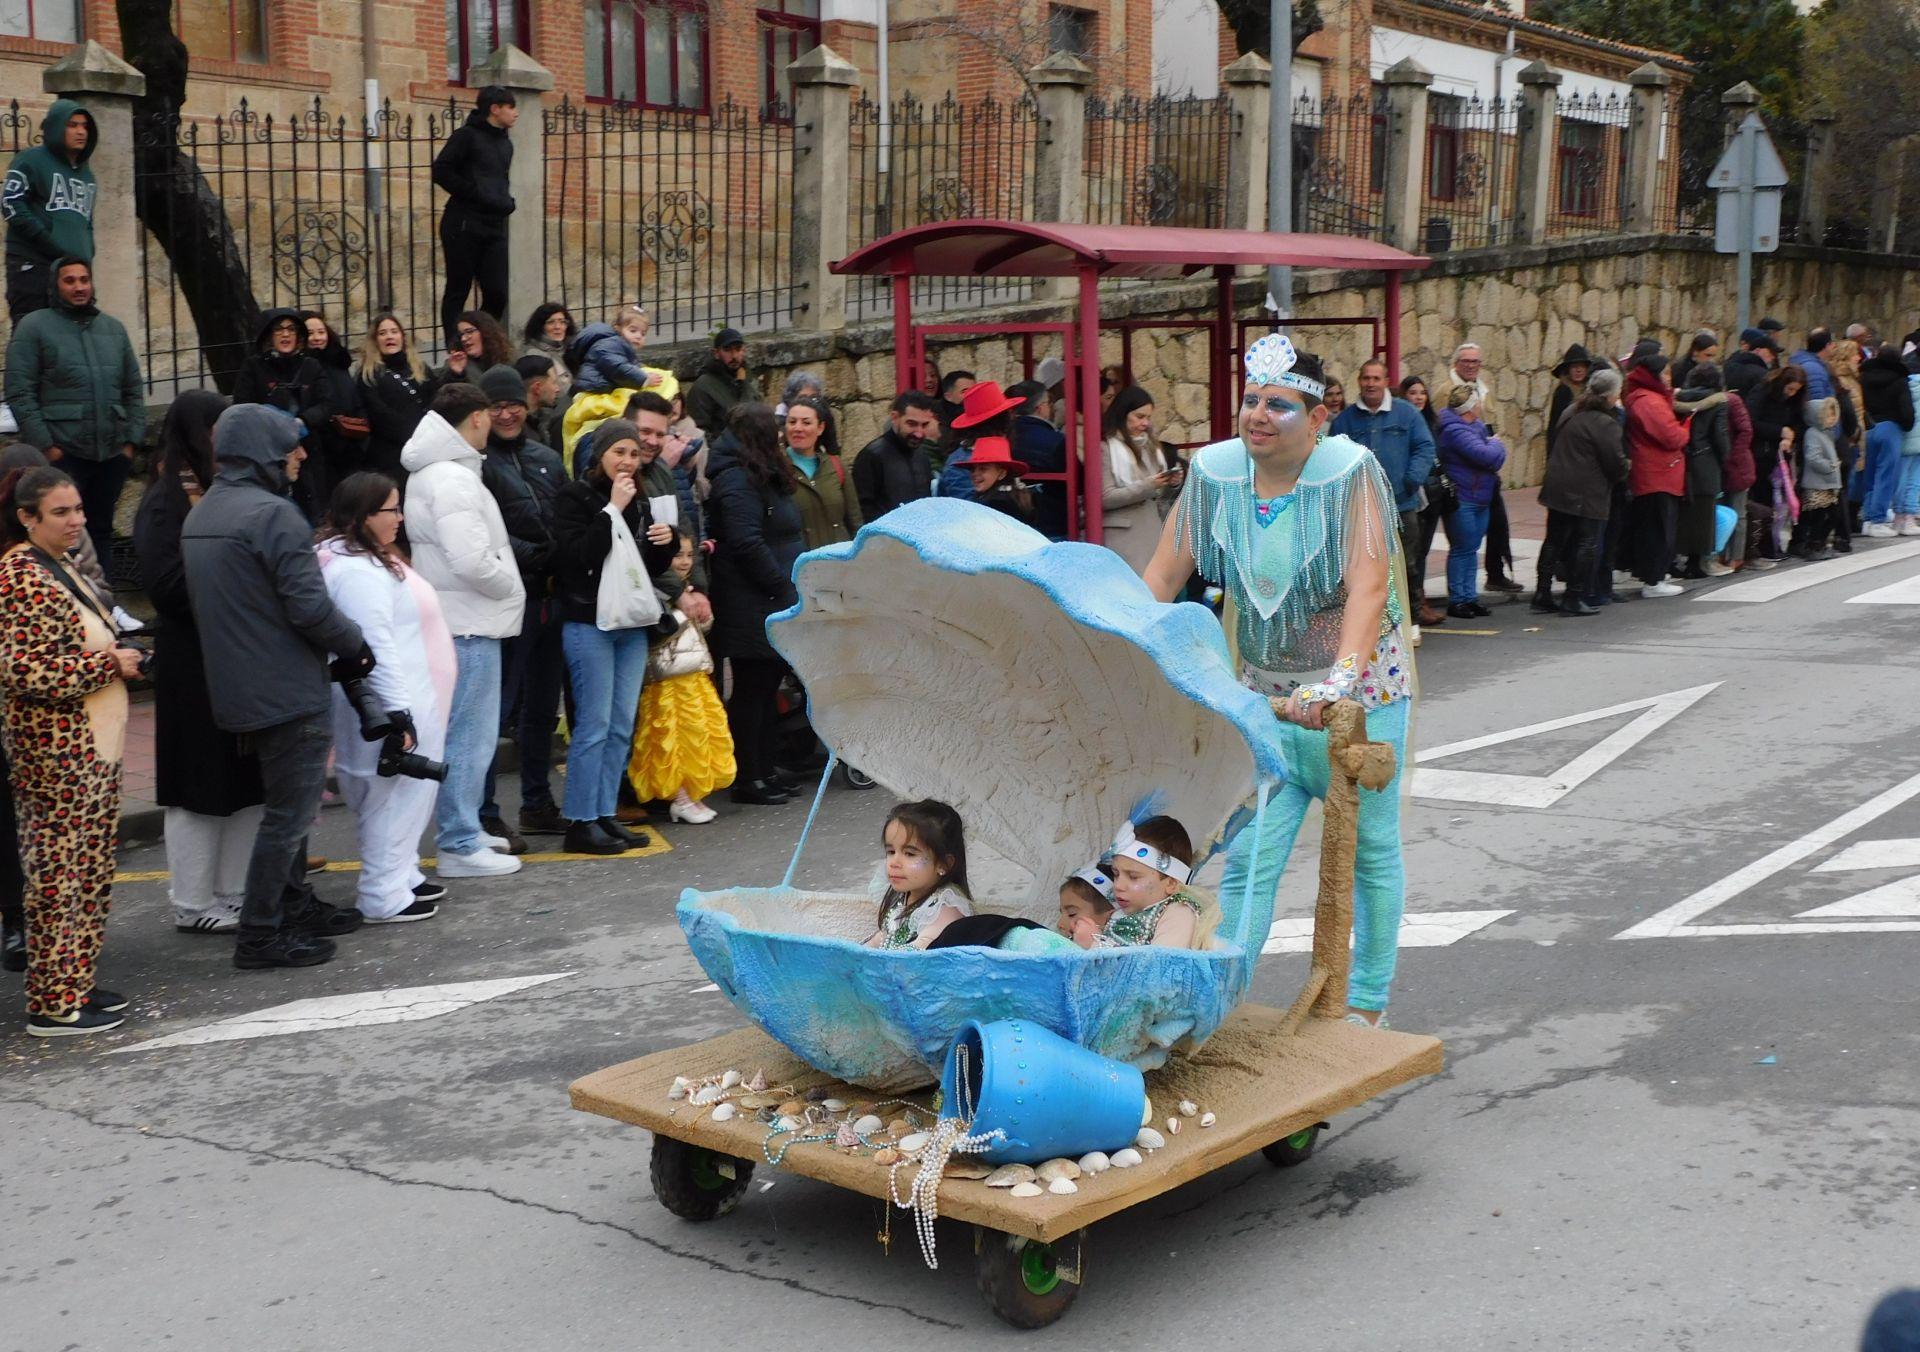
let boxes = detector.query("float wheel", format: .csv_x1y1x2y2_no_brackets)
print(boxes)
1261,1124,1323,1168
649,1136,753,1220
974,1227,1086,1329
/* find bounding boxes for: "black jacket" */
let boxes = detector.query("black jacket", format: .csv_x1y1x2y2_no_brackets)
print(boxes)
432,110,515,225
1013,413,1069,538
704,432,803,662
358,353,434,478
1745,382,1805,489
1676,388,1729,499
180,404,364,733
852,427,932,523
232,309,332,436
549,477,676,626
482,428,567,585
686,357,747,441
1861,349,1916,430
1540,407,1629,520
308,337,366,492
1724,350,1773,400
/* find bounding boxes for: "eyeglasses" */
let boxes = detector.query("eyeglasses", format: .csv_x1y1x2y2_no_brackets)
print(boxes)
371,506,404,517
1241,392,1307,416
490,402,523,415
457,327,479,339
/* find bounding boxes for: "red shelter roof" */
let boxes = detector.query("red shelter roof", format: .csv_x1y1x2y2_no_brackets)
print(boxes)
833,221,1430,281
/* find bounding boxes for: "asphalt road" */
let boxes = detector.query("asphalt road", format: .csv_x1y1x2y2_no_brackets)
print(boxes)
5,541,1919,1349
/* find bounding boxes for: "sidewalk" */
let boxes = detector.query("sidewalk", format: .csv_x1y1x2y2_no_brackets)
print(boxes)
1424,484,1545,602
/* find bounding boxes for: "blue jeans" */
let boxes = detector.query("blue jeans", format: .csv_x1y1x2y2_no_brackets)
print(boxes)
1442,501,1490,605
1220,699,1410,1012
435,636,502,855
1898,454,1920,518
1862,423,1904,522
562,622,650,822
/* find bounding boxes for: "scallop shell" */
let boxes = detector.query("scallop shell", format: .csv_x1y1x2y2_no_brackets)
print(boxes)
1110,1148,1143,1168
1047,1177,1079,1195
773,1114,802,1132
711,1103,737,1122
1200,1112,1217,1128
888,1118,914,1136
1077,1151,1111,1174
739,1093,780,1111
1135,1127,1166,1151
776,1098,809,1119
1179,1100,1198,1118
1035,1158,1082,1182
821,1098,848,1113
944,1159,994,1180
852,1114,884,1136
898,1131,931,1154
690,1085,725,1106
720,1070,742,1089
1165,1117,1182,1136
667,1083,688,1101
1009,1182,1045,1198
1141,1096,1154,1127
873,1148,903,1166
984,1163,1037,1188
746,1069,768,1093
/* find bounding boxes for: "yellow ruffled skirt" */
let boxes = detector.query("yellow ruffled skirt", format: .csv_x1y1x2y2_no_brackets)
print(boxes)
628,672,737,801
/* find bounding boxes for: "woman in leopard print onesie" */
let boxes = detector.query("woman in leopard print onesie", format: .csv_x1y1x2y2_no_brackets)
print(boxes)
0,467,141,1036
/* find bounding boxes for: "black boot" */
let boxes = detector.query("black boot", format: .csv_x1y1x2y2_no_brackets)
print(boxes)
234,931,338,970
1559,597,1600,616
1,917,23,973
731,779,795,806
598,816,651,849
1530,591,1559,614
563,819,631,855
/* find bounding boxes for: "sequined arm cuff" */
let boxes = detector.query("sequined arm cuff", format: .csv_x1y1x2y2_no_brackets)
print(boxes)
1294,654,1363,710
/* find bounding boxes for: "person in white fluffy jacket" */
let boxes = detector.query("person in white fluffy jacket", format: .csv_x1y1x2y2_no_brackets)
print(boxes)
400,384,525,880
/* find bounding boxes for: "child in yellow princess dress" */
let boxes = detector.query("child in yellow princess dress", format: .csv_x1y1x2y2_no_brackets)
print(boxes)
628,530,735,824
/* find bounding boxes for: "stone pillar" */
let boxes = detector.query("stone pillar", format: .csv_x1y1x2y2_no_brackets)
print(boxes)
1031,52,1093,302
788,45,859,331
1221,52,1271,236
466,44,553,334
1624,61,1670,233
1871,138,1907,253
1799,110,1835,245
1513,60,1563,246
1720,80,1760,148
1380,58,1432,254
42,41,147,368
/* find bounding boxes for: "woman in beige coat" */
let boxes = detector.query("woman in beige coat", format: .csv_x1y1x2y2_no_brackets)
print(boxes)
1099,386,1183,574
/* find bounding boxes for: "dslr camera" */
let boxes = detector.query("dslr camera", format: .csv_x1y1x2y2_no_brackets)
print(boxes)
338,676,447,782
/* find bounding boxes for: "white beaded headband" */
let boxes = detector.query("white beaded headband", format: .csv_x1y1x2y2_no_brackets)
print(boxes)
1112,823,1192,885
1070,865,1116,901
1244,333,1325,399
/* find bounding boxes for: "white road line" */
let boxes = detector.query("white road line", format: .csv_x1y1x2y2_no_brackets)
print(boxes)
1616,769,1920,939
1811,838,1920,872
111,974,572,1053
1261,909,1513,954
1797,878,1920,918
1693,540,1920,603
1845,572,1920,605
1413,683,1720,809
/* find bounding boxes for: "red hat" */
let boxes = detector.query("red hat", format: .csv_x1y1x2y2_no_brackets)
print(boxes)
949,380,1025,429
950,435,1029,477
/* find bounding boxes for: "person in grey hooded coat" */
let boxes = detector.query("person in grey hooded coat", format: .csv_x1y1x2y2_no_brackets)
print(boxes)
182,403,371,971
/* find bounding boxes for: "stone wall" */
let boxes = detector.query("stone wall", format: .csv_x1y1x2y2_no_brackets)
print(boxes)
669,235,1920,487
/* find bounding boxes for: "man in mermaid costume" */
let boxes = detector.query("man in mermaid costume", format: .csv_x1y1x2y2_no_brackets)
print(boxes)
1143,334,1412,1027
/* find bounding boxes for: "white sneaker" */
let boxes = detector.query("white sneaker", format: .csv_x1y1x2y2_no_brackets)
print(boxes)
478,831,514,853
1641,582,1684,598
1900,520,1920,538
173,897,242,933
1864,522,1898,539
437,849,523,878
112,605,145,635
1410,624,1422,648
1704,561,1733,576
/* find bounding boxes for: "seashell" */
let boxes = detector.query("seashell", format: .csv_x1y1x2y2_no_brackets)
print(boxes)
776,1098,809,1119
667,1083,688,1101
944,1159,993,1180
1200,1112,1216,1128
821,1098,848,1113
1009,1182,1044,1198
711,1103,737,1122
1179,1100,1198,1118
773,1114,802,1132
1135,1127,1166,1151
1047,1177,1079,1195
1141,1096,1154,1127
852,1114,884,1136
984,1163,1037,1188
719,1070,742,1089
1165,1117,1182,1136
739,1094,779,1111
898,1131,931,1154
873,1148,903,1166
888,1118,913,1136
835,1122,860,1148
746,1069,768,1093
1110,1148,1143,1168
691,1085,725,1106
1035,1158,1081,1183
1077,1151,1111,1174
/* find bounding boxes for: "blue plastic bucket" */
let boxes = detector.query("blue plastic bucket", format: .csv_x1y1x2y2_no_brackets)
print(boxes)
939,1018,1147,1164
1713,504,1738,553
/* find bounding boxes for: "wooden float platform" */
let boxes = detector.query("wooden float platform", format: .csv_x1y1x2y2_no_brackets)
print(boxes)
570,1002,1443,1243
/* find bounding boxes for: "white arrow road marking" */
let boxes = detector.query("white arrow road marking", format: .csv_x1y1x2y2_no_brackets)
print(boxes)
111,974,572,1053
1694,540,1920,603
1845,572,1920,605
1413,683,1720,809
1261,909,1513,954
1797,878,1920,919
1616,770,1920,939
1811,838,1920,872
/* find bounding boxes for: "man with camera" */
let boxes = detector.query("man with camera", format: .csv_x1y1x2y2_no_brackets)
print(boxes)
183,404,372,970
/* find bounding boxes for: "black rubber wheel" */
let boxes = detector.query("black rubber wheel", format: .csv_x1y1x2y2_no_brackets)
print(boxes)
974,1227,1086,1330
839,764,878,791
649,1135,754,1221
1261,1123,1323,1168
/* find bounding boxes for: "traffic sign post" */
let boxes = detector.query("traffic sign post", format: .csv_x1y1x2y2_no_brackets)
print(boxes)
1709,111,1790,336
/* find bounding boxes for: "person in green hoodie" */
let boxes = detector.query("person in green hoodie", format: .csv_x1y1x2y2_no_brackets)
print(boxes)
2,99,97,322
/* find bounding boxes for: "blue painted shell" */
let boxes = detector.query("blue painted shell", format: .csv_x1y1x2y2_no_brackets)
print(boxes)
678,498,1290,1092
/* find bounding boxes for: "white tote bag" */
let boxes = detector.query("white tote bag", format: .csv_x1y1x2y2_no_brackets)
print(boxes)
595,503,664,632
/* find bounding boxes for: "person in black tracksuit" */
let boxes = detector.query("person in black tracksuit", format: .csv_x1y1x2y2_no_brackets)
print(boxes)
432,86,517,347
231,307,332,522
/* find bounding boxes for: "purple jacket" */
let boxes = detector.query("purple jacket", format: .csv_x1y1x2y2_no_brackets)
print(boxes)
1436,408,1507,506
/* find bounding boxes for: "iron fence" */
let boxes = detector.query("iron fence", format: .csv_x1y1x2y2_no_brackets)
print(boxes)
1083,93,1232,229
1420,92,1520,252
1544,92,1631,239
1291,89,1387,240
846,91,1041,323
0,99,47,396
542,95,795,346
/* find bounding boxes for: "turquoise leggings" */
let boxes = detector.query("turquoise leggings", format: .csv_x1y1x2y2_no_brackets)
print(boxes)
1221,699,1410,1012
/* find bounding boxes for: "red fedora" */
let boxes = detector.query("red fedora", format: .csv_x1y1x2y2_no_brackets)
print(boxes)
949,380,1026,429
950,435,1029,477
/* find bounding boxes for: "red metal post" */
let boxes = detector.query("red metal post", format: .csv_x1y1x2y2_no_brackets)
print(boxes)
1062,322,1080,540
1079,264,1105,545
892,269,913,395
1213,266,1235,443
1384,270,1403,381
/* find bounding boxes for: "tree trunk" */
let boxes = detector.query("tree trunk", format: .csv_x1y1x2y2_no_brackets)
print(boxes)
116,0,261,392
1216,0,1324,62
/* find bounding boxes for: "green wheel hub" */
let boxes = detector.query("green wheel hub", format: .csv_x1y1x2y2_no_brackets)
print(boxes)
688,1149,732,1191
1020,1242,1062,1296
1284,1128,1316,1150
